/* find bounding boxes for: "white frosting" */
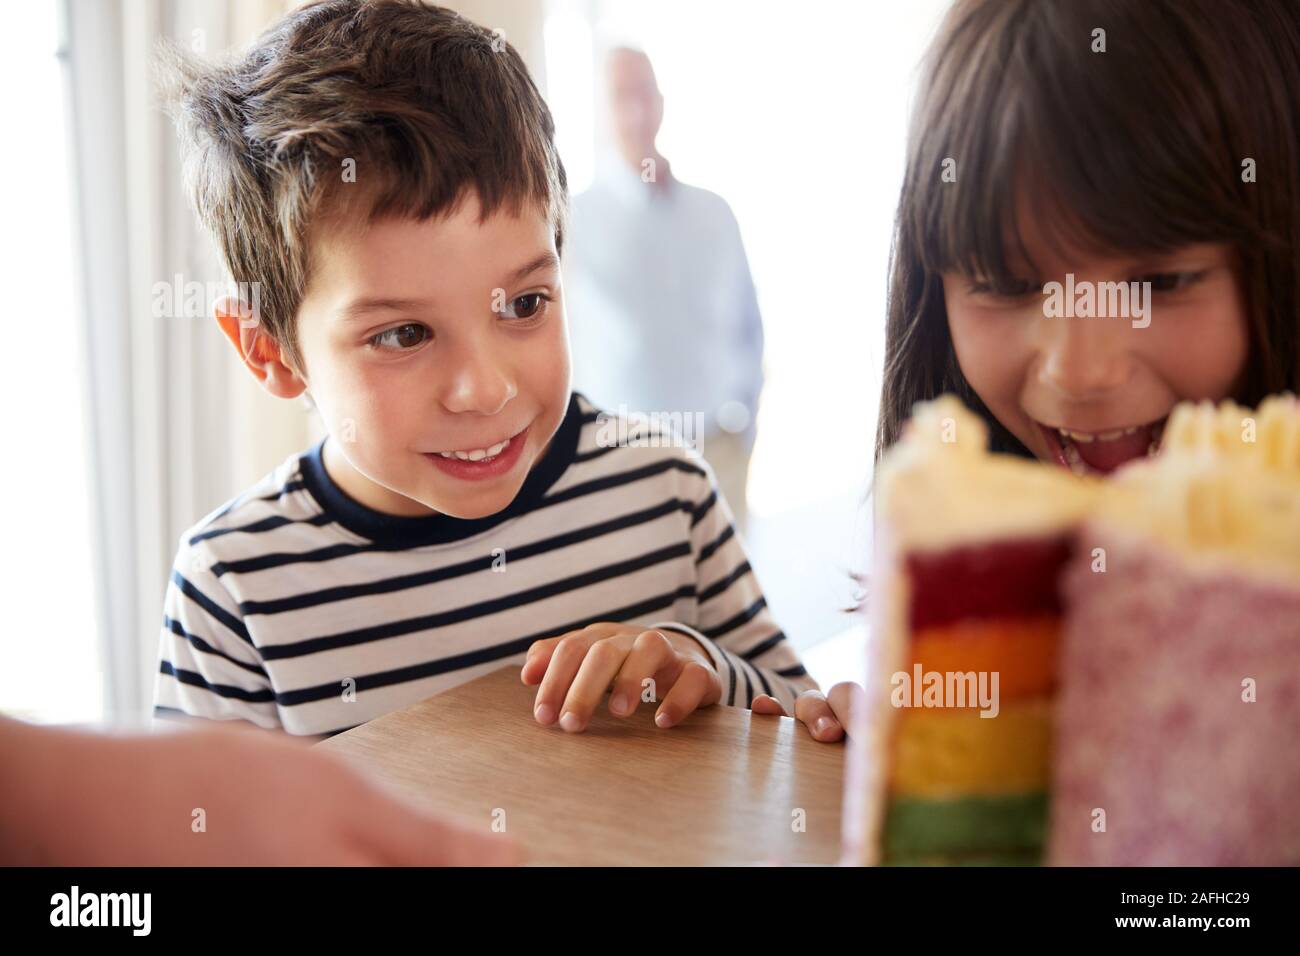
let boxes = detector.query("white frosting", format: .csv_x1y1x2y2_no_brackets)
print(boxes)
877,393,1300,583
1101,393,1300,584
1159,394,1300,470
875,396,1098,551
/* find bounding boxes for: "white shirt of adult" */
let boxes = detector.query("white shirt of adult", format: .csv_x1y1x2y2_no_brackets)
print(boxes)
563,155,765,445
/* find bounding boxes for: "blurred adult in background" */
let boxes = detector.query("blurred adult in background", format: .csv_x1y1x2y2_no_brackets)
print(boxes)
566,47,764,529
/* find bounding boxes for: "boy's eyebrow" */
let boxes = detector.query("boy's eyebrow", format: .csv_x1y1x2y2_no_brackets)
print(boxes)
505,251,560,285
336,252,560,322
337,297,431,322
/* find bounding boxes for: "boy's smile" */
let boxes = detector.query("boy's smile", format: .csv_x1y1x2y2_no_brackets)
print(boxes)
290,191,571,520
422,422,532,481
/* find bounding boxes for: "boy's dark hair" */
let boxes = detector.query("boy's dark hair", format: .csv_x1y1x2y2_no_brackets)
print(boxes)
877,0,1300,459
160,0,568,373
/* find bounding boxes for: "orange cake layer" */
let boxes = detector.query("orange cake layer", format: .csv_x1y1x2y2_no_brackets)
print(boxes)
908,614,1058,702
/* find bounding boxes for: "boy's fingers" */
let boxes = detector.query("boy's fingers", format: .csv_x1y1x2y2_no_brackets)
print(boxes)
522,623,617,686
793,690,845,742
607,629,675,717
532,632,596,725
654,661,717,728
825,681,862,731
749,694,788,716
520,636,561,685
558,637,632,732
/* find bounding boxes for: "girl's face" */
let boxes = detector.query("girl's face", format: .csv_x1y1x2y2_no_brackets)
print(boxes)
942,211,1250,475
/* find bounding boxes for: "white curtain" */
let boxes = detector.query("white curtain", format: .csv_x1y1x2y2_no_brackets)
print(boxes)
68,0,302,724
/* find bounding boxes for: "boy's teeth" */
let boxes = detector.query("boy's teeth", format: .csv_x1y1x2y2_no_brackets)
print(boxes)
437,436,511,461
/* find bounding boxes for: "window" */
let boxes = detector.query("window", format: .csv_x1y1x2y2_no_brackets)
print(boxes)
0,1,103,723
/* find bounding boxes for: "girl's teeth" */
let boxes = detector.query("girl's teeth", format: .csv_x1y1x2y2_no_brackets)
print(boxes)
1055,418,1168,471
1058,425,1142,444
1061,438,1094,476
437,436,512,461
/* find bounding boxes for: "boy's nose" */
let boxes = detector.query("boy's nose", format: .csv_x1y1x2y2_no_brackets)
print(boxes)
1035,312,1131,402
439,349,516,416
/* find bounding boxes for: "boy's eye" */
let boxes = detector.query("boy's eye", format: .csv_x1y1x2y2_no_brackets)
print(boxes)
370,323,430,350
502,292,550,320
1134,270,1205,293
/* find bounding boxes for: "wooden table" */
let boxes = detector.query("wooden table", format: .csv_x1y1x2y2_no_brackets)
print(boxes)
319,665,846,865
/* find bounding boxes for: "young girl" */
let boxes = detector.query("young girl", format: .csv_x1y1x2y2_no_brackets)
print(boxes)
755,0,1300,737
877,0,1300,470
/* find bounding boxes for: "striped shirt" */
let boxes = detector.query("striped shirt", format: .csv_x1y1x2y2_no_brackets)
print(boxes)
154,392,815,736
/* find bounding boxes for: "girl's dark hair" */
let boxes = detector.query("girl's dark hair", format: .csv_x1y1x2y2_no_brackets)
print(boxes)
876,0,1300,459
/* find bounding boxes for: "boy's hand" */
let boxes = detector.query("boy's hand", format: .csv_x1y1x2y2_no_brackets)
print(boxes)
521,623,722,732
751,682,861,744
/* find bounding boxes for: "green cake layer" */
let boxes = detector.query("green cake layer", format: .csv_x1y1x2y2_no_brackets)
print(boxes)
884,851,1040,867
883,792,1048,858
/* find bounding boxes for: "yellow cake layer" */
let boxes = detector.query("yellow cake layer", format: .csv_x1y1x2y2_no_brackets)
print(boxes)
909,614,1058,702
889,698,1052,798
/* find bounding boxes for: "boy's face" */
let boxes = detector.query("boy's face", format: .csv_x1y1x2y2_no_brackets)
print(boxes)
942,206,1249,476
292,192,571,519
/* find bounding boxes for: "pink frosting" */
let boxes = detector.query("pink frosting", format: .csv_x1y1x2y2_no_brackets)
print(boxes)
1048,522,1300,865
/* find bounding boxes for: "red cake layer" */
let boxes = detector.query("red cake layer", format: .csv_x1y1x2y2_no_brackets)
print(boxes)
905,537,1073,630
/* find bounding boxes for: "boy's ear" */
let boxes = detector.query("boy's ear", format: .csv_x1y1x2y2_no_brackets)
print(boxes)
213,295,308,399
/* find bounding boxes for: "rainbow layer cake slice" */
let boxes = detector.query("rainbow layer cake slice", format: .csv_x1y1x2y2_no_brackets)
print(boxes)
843,394,1300,866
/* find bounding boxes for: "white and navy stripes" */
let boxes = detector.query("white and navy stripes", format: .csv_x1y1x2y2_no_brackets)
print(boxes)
154,392,815,736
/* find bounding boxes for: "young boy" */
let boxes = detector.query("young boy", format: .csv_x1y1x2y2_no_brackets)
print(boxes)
155,0,828,740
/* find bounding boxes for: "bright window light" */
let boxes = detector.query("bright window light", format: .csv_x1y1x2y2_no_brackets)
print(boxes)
0,2,103,724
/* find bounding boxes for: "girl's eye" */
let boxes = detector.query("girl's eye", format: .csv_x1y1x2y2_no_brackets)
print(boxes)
968,277,1041,299
370,323,430,350
502,292,550,321
1134,270,1205,293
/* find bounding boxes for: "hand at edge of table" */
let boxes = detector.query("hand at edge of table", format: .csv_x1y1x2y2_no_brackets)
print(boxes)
0,716,523,866
521,623,722,733
751,682,862,744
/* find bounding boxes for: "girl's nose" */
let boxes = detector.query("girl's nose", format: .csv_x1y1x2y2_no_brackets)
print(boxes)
439,345,517,416
1036,313,1131,402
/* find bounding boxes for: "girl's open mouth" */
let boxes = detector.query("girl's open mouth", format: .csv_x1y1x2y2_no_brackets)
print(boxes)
1035,417,1167,476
